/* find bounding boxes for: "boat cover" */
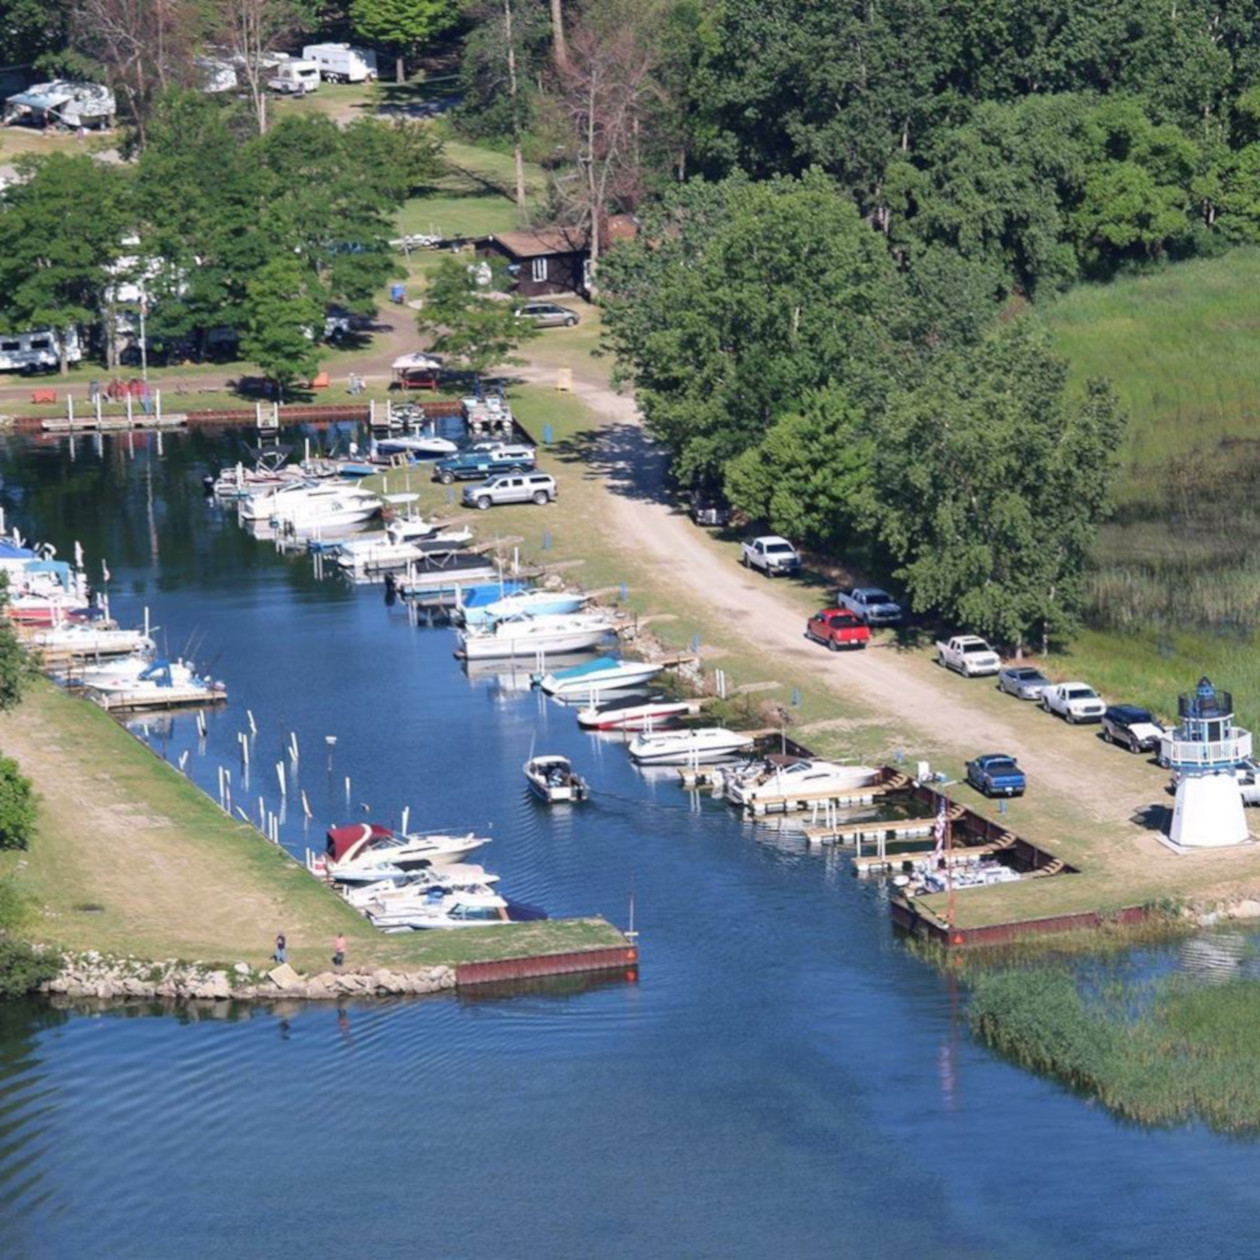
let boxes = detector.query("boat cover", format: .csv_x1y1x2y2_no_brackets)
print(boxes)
326,822,392,861
549,655,621,681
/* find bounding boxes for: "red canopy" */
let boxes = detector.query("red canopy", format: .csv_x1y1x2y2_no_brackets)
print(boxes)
326,823,392,861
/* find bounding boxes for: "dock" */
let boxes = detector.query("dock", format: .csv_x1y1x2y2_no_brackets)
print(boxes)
91,686,229,712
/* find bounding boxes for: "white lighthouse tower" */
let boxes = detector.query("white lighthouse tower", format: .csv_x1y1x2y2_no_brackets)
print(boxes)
1164,677,1253,850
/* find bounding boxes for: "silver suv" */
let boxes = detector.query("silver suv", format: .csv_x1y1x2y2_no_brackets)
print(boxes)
462,472,557,509
516,302,579,328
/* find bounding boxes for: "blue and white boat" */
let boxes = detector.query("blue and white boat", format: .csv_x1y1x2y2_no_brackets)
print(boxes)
460,589,589,627
537,655,663,699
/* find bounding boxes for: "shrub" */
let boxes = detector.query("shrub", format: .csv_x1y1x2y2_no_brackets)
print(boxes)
0,937,60,999
0,756,36,850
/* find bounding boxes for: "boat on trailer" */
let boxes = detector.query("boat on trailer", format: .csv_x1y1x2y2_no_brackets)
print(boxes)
524,753,590,803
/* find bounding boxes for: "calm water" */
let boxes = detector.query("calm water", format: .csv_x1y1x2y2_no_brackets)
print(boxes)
0,430,1258,1259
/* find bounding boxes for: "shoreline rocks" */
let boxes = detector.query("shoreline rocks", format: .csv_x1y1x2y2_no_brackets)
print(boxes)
42,952,457,1004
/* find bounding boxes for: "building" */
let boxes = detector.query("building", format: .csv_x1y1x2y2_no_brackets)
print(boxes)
476,215,638,299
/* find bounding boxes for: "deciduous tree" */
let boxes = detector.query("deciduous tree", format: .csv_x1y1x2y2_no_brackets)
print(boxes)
0,759,36,852
350,0,459,82
241,255,326,398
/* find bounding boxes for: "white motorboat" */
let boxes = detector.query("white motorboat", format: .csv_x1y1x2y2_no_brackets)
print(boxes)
335,527,472,573
30,623,155,657
88,667,227,711
369,887,513,931
341,864,501,910
538,655,663,698
274,487,381,531
524,753,590,804
375,432,459,459
308,823,490,883
459,589,589,627
79,656,196,694
457,612,615,662
722,756,881,807
627,727,756,766
576,694,693,731
237,479,333,521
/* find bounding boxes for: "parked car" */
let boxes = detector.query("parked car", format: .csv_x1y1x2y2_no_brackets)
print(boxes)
965,754,1027,798
1041,682,1106,724
740,536,800,577
835,586,903,626
997,665,1051,701
935,635,1002,677
1101,704,1166,753
434,444,537,484
516,302,580,328
805,608,871,651
461,472,557,510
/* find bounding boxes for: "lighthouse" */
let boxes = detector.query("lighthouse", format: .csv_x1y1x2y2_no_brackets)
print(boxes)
1164,677,1253,850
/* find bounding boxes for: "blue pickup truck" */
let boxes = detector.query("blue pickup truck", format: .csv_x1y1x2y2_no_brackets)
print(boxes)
433,443,537,485
965,754,1026,798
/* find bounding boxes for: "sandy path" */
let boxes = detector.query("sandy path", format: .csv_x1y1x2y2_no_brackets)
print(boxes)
514,360,1160,837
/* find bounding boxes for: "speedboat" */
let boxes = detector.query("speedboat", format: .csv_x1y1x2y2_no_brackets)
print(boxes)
457,612,615,661
722,755,881,807
524,754,590,804
539,655,663,698
237,478,332,521
309,823,490,884
576,694,693,731
627,727,756,766
87,660,227,710
340,864,501,909
375,432,459,459
460,589,590,627
368,887,514,931
30,623,155,657
273,487,381,531
80,656,197,694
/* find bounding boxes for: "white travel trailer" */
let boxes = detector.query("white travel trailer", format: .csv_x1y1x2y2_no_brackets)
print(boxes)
301,43,379,83
266,57,321,95
0,328,83,373
194,57,238,94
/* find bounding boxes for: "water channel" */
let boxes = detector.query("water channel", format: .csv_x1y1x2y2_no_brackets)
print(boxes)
1,429,1259,1258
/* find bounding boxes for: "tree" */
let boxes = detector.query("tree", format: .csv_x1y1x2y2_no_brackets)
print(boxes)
0,577,31,714
0,155,132,373
350,0,459,82
416,256,538,381
600,171,904,487
0,759,36,852
212,0,311,134
871,319,1127,652
241,255,326,398
73,0,202,147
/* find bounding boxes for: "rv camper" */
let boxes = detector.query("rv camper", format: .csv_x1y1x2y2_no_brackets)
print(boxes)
266,57,321,95
301,44,379,83
0,328,83,374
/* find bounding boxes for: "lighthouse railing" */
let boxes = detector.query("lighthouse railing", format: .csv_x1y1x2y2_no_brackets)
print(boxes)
1161,729,1253,770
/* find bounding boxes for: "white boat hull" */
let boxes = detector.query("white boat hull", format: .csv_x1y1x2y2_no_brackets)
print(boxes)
576,700,691,730
628,729,756,765
541,661,662,697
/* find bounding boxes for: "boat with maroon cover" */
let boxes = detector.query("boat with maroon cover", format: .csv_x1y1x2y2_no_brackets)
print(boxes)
306,822,489,884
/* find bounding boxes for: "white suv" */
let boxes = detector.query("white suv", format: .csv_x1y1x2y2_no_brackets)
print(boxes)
462,472,557,509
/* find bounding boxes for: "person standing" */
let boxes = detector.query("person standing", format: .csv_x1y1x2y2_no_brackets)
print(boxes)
332,933,346,969
274,932,287,964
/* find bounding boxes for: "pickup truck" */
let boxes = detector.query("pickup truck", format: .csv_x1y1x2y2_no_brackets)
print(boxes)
936,635,1002,677
433,444,537,484
740,536,800,577
965,754,1026,798
805,608,871,651
1101,704,1164,751
835,586,903,626
1041,682,1106,724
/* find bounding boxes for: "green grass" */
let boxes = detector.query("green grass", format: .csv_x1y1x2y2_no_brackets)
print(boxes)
969,960,1260,1133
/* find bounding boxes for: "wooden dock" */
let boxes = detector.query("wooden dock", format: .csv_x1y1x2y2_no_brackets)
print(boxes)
42,415,188,433
92,687,229,712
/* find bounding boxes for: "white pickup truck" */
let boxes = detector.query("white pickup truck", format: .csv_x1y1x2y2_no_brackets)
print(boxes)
740,536,800,577
936,635,1002,677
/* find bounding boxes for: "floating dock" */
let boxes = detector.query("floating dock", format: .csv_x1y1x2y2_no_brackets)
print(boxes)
91,686,228,712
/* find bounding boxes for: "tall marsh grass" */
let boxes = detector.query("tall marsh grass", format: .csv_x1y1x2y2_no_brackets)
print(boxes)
969,966,1260,1132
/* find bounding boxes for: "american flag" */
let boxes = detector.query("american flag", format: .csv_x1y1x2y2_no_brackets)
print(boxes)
933,795,948,858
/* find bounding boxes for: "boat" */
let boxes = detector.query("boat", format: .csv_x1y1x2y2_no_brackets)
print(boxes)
374,432,459,459
627,727,756,765
524,753,590,803
87,659,227,711
273,487,381,531
79,656,197,694
538,655,663,698
722,755,881,807
576,694,693,731
340,863,501,909
368,887,514,931
394,556,500,594
334,528,472,574
457,612,615,661
29,623,155,657
459,589,589,627
308,823,490,883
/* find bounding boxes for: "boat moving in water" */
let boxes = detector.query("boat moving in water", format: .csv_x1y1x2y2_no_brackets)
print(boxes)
524,753,590,803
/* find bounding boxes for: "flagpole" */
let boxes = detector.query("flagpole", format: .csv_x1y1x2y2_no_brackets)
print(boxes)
946,801,956,937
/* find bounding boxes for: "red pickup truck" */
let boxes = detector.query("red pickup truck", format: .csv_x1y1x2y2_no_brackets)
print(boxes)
805,608,871,651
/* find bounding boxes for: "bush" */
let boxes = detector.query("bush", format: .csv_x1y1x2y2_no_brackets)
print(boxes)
0,936,59,999
0,756,36,850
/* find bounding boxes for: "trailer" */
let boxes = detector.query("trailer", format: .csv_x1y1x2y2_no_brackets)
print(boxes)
301,44,378,84
0,328,83,374
266,58,321,95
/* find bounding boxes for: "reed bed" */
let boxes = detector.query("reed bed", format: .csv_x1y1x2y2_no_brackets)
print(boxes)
968,965,1260,1132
